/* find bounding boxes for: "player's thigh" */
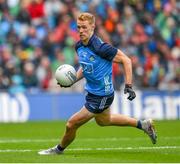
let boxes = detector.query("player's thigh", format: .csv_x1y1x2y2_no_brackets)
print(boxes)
68,106,95,127
95,108,111,126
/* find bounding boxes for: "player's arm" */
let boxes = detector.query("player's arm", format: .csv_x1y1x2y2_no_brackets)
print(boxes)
94,37,136,100
113,49,136,101
113,49,132,85
75,67,84,83
58,67,84,88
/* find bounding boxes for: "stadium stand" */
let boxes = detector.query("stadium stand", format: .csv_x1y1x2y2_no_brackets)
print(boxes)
0,0,179,94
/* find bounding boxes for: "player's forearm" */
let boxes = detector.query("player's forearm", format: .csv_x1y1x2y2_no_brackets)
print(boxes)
75,67,84,83
122,57,132,85
113,50,133,85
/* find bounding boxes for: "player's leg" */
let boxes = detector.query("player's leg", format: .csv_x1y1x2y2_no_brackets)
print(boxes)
38,106,95,155
60,106,94,148
95,109,157,144
95,108,137,126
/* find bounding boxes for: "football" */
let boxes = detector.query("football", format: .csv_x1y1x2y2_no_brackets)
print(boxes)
55,64,77,86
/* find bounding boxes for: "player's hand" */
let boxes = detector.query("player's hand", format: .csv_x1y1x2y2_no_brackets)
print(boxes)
57,82,72,88
124,84,136,101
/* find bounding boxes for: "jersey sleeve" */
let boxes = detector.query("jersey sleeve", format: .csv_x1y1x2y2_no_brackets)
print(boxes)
98,43,118,61
91,36,118,61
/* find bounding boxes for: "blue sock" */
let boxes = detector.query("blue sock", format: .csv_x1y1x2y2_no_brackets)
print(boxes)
57,144,65,151
137,120,142,129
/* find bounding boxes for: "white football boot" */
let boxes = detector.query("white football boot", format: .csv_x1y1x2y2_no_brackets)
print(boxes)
38,145,63,155
141,119,157,144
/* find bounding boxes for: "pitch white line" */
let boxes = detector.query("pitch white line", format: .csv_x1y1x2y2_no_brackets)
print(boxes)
68,146,180,151
0,146,180,153
0,139,57,143
0,149,32,152
0,137,180,143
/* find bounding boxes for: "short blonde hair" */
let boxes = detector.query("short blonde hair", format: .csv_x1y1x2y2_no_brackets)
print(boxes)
77,12,95,25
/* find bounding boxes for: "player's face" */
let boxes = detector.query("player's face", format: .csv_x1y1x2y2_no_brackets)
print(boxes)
77,20,94,44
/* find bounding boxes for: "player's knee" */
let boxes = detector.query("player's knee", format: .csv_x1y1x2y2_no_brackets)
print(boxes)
66,120,79,130
66,121,74,131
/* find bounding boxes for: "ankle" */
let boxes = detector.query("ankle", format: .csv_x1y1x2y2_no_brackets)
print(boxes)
136,120,142,130
57,144,65,152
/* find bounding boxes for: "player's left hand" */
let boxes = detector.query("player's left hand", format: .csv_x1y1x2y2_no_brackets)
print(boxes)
124,84,136,101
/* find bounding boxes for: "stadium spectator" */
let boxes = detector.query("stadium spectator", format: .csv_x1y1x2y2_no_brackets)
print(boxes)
36,56,52,90
8,74,26,94
22,61,38,91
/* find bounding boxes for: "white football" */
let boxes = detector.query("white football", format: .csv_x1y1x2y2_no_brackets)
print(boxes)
55,64,77,86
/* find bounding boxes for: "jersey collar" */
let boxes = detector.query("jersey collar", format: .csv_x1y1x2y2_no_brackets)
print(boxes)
82,34,96,47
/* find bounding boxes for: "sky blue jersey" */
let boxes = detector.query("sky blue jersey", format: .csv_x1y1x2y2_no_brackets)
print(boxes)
75,34,118,96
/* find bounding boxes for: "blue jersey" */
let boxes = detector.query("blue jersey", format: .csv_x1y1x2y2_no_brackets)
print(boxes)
75,34,117,96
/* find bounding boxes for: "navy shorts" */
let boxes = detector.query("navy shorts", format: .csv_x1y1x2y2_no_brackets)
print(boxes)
85,92,114,114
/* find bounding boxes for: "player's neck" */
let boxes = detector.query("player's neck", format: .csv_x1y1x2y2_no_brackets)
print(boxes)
82,32,94,45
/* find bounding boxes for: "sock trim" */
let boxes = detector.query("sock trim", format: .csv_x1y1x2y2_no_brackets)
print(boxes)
137,120,142,129
57,144,65,151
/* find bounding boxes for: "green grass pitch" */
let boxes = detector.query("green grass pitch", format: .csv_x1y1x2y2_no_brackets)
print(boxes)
0,120,180,163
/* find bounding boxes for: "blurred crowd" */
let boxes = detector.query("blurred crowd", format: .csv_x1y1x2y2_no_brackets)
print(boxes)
0,0,179,94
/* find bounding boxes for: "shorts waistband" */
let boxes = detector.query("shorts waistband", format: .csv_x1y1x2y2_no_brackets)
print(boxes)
87,91,114,98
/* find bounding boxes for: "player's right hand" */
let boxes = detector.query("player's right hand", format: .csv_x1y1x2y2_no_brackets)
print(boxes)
57,82,72,88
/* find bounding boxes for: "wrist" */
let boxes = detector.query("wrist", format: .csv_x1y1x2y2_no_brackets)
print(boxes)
125,84,132,88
